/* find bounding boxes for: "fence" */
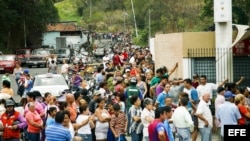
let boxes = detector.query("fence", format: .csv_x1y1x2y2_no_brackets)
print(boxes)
187,48,250,88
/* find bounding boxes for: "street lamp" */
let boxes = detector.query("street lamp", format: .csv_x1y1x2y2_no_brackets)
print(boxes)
130,0,138,38
124,11,138,38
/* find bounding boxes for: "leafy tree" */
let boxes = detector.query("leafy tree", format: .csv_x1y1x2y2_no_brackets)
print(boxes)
0,0,59,52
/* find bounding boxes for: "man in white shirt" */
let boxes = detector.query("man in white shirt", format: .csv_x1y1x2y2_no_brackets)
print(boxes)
195,92,213,141
60,59,69,79
98,81,108,99
196,75,227,106
172,97,194,141
102,53,110,69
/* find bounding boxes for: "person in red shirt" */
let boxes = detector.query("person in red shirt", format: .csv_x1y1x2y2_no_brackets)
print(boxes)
148,107,169,141
122,49,129,62
235,94,250,125
113,52,121,67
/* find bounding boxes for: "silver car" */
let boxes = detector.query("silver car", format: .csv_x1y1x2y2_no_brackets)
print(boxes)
31,73,69,97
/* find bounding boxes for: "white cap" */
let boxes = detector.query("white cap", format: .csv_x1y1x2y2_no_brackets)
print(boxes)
125,69,131,72
247,87,250,91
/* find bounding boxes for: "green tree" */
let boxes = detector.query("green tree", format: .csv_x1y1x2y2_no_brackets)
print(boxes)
0,0,59,52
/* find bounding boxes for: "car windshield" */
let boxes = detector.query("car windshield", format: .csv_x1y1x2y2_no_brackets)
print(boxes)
32,50,50,55
57,49,66,54
16,50,30,55
0,55,15,61
34,76,67,86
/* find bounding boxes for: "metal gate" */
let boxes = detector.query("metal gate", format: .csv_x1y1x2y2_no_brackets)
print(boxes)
188,48,250,88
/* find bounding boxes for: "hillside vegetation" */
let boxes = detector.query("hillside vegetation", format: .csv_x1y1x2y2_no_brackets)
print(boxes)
1,0,249,51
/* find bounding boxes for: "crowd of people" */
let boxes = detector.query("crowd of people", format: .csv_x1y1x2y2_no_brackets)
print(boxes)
0,40,250,141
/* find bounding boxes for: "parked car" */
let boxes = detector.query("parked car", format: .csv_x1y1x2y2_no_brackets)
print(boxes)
15,48,32,66
93,47,105,57
26,48,56,68
56,48,73,63
0,55,17,73
31,73,69,97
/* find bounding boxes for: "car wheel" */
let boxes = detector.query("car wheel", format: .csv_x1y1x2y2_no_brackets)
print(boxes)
28,65,32,68
37,65,40,68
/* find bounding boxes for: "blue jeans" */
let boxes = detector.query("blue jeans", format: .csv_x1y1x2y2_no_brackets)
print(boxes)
176,127,191,141
199,127,212,141
28,132,40,141
144,136,149,141
77,133,92,141
115,134,126,141
1,137,20,141
131,131,142,141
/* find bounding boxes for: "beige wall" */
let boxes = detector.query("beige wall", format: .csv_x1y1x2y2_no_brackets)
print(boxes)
154,32,216,79
182,32,215,57
153,31,248,78
154,33,183,79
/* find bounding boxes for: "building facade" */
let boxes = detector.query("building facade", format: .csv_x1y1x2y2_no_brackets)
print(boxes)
153,29,250,87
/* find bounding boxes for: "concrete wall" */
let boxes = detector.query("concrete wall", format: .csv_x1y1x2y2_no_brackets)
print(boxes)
154,33,183,79
154,32,216,79
182,32,215,57
42,32,60,48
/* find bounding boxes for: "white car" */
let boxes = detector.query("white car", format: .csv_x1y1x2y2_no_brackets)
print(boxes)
31,73,69,97
93,47,105,56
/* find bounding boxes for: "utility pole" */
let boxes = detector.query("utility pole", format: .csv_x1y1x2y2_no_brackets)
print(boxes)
130,0,138,38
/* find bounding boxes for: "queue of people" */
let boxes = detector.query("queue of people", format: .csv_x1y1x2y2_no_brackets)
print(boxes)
1,40,250,141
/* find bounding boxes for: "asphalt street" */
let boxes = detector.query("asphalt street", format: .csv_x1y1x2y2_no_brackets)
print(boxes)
0,66,50,103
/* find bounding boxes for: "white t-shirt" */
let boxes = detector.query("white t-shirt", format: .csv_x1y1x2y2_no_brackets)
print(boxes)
195,100,213,128
99,88,106,98
76,115,92,134
102,56,109,69
129,57,135,64
196,83,217,99
141,108,154,137
61,64,69,74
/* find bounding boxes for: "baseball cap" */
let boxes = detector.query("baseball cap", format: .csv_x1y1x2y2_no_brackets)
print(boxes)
94,91,101,96
217,86,225,93
247,87,250,91
125,69,131,72
23,69,29,75
224,91,235,99
130,77,137,83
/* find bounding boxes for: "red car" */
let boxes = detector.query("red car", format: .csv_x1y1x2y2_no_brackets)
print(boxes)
0,55,17,74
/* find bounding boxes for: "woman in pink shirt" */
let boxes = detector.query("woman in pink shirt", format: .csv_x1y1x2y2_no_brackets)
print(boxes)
25,102,43,141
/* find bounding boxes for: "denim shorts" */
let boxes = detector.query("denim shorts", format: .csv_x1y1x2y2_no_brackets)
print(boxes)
77,133,92,141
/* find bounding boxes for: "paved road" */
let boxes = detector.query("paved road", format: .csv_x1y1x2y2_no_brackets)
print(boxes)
0,66,50,103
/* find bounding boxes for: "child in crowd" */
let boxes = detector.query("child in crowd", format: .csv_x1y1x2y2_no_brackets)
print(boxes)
110,103,127,141
46,106,57,126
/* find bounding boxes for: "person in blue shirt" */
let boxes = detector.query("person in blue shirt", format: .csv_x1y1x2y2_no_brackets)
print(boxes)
155,84,172,108
45,111,72,141
183,78,199,141
163,106,175,141
46,106,57,126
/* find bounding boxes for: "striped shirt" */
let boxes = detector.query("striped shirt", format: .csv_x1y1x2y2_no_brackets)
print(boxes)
45,122,71,141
